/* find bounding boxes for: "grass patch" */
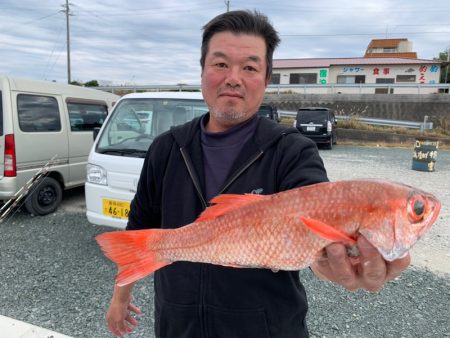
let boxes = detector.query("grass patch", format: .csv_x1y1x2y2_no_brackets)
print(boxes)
337,119,450,138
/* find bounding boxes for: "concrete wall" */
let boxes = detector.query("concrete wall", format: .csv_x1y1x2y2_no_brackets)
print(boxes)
264,93,450,129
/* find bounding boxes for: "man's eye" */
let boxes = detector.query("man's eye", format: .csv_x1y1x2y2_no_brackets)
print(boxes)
244,66,257,72
215,63,227,68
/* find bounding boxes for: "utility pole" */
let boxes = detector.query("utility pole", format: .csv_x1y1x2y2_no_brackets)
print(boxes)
224,0,230,12
445,47,449,84
62,0,72,84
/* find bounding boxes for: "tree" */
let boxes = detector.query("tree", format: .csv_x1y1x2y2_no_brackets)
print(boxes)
70,80,83,86
84,80,99,87
438,50,449,83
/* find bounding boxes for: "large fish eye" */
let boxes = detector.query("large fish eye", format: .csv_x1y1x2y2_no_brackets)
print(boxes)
408,195,426,222
414,200,425,216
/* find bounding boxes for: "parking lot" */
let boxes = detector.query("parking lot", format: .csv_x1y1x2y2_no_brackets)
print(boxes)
0,145,449,338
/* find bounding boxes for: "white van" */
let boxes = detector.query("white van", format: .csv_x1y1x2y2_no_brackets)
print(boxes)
85,92,207,228
0,76,119,215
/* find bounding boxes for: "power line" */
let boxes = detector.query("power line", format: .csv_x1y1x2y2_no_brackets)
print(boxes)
281,31,450,38
72,1,222,16
42,22,65,80
1,11,61,33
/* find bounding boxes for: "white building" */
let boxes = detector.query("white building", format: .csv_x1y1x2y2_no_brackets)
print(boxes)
271,38,446,94
271,57,442,94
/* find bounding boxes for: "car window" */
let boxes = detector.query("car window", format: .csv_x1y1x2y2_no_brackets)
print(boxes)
17,94,61,132
297,110,329,124
96,98,207,153
67,102,108,131
257,106,271,114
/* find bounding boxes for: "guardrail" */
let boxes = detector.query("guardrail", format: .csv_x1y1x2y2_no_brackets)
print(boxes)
278,110,433,131
335,116,433,131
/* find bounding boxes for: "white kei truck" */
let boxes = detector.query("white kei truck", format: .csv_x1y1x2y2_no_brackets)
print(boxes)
85,91,207,228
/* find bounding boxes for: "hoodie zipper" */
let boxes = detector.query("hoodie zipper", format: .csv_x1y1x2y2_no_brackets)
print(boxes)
219,149,264,195
180,146,264,338
180,147,208,338
180,147,208,209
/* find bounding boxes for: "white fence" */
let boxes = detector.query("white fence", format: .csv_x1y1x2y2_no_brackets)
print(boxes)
96,83,450,95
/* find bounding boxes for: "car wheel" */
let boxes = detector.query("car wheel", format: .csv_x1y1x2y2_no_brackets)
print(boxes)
332,132,337,145
25,177,63,216
325,139,333,150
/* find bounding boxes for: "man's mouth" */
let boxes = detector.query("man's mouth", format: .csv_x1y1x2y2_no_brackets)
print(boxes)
218,91,244,99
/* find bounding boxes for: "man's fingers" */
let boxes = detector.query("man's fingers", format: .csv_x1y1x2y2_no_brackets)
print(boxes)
357,236,387,292
107,323,121,338
386,253,411,281
126,313,139,327
325,243,357,290
128,303,142,314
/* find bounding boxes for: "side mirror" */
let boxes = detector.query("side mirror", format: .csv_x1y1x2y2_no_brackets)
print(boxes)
93,127,101,141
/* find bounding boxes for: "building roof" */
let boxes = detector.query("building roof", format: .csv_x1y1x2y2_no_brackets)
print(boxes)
366,38,408,48
273,57,440,69
364,38,417,58
364,52,418,58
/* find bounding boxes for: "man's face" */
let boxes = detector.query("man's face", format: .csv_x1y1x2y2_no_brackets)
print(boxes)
201,31,268,132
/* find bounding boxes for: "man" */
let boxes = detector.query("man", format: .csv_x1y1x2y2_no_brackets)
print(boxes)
106,10,410,338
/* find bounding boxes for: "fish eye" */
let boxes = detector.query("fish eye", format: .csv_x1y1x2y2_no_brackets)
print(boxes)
408,195,426,222
414,200,425,216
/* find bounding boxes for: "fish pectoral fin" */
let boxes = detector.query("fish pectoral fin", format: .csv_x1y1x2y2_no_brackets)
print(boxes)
300,216,356,245
196,194,269,222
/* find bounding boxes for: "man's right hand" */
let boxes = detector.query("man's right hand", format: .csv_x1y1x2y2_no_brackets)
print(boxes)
106,284,141,337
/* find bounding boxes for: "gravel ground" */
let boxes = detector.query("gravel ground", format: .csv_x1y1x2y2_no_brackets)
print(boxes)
0,145,449,338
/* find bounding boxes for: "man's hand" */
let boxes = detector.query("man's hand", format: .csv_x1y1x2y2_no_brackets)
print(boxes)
106,284,141,337
310,236,411,292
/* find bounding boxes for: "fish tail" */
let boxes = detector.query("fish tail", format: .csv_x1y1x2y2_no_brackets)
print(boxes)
96,229,171,286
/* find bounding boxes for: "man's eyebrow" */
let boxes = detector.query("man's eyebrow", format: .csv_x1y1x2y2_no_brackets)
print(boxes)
211,52,262,63
211,51,227,58
248,55,262,63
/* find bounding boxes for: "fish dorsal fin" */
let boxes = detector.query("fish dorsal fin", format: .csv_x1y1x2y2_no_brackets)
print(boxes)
196,194,269,222
300,216,356,245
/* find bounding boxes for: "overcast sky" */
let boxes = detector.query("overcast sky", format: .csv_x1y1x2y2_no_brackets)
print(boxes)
1,0,449,85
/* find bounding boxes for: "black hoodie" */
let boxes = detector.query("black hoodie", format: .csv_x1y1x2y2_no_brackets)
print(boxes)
127,115,328,338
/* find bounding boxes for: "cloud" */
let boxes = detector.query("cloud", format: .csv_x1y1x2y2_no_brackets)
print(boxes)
1,0,449,84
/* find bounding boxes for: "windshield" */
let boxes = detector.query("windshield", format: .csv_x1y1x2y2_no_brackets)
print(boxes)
257,106,271,115
297,110,329,124
96,98,208,156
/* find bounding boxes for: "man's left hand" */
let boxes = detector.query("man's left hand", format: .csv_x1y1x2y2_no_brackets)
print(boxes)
310,236,411,292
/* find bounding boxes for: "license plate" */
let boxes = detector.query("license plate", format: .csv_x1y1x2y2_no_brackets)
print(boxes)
102,199,130,219
306,126,316,131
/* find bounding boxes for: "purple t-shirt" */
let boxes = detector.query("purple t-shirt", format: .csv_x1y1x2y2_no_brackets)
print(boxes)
201,115,259,202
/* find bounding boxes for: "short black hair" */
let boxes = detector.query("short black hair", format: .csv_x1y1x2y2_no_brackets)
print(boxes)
200,10,280,81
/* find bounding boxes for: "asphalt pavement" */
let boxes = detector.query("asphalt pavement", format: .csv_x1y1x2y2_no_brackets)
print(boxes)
0,145,449,338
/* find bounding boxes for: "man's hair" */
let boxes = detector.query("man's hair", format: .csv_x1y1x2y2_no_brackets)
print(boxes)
200,10,280,81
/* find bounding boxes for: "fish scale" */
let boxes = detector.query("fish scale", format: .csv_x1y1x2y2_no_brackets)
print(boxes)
96,179,441,286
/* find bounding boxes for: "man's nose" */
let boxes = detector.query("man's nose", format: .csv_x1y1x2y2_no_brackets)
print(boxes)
225,67,242,88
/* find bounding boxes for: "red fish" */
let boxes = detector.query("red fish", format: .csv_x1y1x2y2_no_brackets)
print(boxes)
96,180,441,286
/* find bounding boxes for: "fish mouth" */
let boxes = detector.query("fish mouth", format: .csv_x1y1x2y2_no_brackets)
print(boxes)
418,195,441,237
380,244,409,262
